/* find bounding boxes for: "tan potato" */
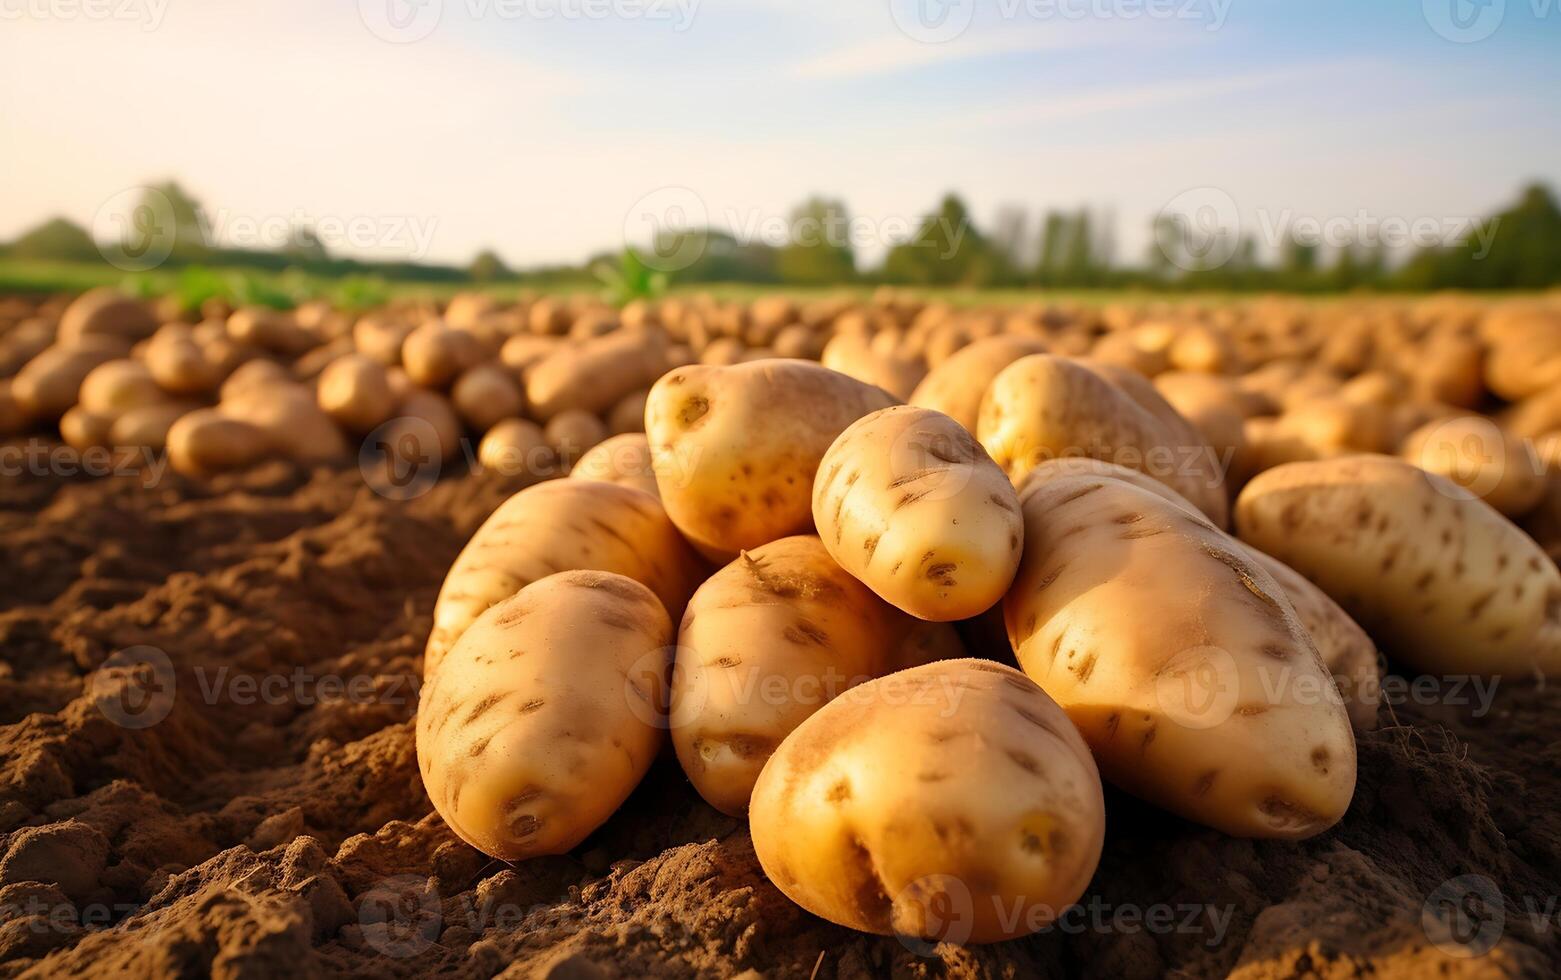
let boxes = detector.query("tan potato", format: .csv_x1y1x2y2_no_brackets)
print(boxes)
749,659,1105,944
813,406,1022,621
1168,325,1241,374
1402,415,1545,518
59,406,114,452
0,381,26,436
498,334,559,377
317,354,398,436
909,336,1048,434
401,323,486,389
377,389,464,468
109,402,195,453
477,419,552,477
1152,372,1248,475
227,306,318,356
1236,455,1561,678
353,315,417,366
525,329,669,421
425,480,706,673
820,333,925,401
11,340,129,421
607,388,649,435
978,354,1228,526
219,359,292,402
166,409,273,477
671,536,952,815
1007,473,1356,839
146,331,222,396
220,383,349,463
78,360,167,417
417,571,672,860
451,364,525,433
570,433,659,498
57,288,157,346
646,359,897,561
544,410,607,470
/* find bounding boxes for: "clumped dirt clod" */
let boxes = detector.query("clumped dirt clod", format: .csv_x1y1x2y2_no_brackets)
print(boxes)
0,454,1557,978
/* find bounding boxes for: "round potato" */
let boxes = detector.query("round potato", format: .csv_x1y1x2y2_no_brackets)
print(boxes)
57,288,157,346
570,433,660,498
318,354,399,436
545,409,607,470
417,571,672,860
1401,415,1545,518
1236,455,1561,678
646,359,897,561
814,406,1022,621
477,418,552,478
1007,473,1356,839
749,659,1105,944
908,335,1048,435
820,334,926,401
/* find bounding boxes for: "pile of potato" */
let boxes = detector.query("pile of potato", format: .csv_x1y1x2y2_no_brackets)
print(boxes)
6,284,1561,943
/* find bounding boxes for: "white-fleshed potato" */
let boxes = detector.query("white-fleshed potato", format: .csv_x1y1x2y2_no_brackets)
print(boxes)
671,536,953,815
1007,473,1356,839
813,406,1022,621
425,480,706,673
978,354,1229,526
646,359,897,561
908,335,1048,434
749,659,1105,944
1236,455,1561,677
417,571,672,860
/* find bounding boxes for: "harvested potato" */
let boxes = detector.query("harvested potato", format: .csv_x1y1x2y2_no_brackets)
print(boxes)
1236,455,1561,677
813,406,1022,621
909,335,1048,434
820,333,925,401
376,389,464,467
477,418,551,477
417,571,672,860
451,364,525,432
0,381,26,436
402,322,486,389
57,288,157,346
426,480,706,673
570,433,659,498
1402,415,1545,518
671,536,949,815
526,329,668,421
60,406,114,452
607,388,649,435
1007,473,1356,839
544,409,607,470
78,360,166,417
317,354,398,436
227,307,317,356
146,331,223,395
978,354,1228,525
11,340,129,421
498,334,558,377
646,360,897,561
353,315,417,366
167,409,272,477
109,402,194,453
749,659,1105,944
219,359,292,401
221,383,349,463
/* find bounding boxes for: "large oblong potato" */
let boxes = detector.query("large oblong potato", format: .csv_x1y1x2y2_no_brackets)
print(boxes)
646,359,897,561
909,335,1048,434
1236,455,1561,677
813,406,1022,621
417,571,672,860
750,659,1105,945
978,354,1228,525
1007,473,1356,839
671,536,956,815
526,329,668,421
425,480,706,673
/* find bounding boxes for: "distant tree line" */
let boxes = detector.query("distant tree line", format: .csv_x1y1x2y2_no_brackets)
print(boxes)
5,180,1560,292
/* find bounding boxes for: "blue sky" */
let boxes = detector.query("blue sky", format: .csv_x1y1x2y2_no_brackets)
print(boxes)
2,0,1558,267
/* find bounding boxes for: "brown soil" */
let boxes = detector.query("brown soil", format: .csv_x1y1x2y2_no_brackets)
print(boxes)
0,448,1557,979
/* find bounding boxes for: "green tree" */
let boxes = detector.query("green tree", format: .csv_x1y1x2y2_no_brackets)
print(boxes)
469,249,512,282
777,197,855,284
881,194,993,286
3,217,97,261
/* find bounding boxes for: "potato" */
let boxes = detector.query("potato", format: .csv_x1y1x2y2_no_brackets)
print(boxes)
451,364,525,432
11,339,129,420
353,315,416,366
227,306,317,356
0,318,56,379
1007,473,1356,839
544,409,607,470
646,359,897,561
1402,415,1545,518
477,418,552,477
108,402,193,453
146,331,222,395
0,381,26,436
820,333,925,401
1168,325,1241,374
78,360,166,417
417,571,672,860
909,336,1048,434
813,406,1021,621
57,288,157,346
1152,372,1247,475
525,329,668,421
401,322,485,389
167,409,272,477
607,388,649,435
570,433,659,498
375,388,464,469
317,354,398,436
671,536,951,815
978,354,1228,526
749,659,1104,944
221,383,349,463
498,334,558,377
219,359,292,401
1236,455,1561,677
60,406,114,452
425,480,706,673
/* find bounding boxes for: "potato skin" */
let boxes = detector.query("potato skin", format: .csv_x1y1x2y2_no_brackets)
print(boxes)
749,659,1104,944
416,571,672,860
646,359,897,561
813,406,1022,621
425,480,706,674
1236,455,1561,677
909,336,1048,434
526,329,668,421
671,536,944,815
570,433,659,498
1006,474,1356,839
1401,415,1545,518
978,355,1228,526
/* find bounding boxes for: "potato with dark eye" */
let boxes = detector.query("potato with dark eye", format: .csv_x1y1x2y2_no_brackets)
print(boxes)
749,659,1104,944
